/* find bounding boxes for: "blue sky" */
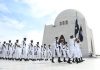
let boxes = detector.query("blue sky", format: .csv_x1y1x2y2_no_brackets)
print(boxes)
0,0,100,54
0,0,56,43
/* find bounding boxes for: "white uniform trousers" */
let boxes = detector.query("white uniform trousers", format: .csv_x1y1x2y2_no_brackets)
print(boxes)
69,46,76,58
21,47,28,59
37,49,41,59
8,47,13,58
75,43,82,58
62,48,66,58
55,47,61,57
43,49,47,60
15,47,22,59
47,49,52,59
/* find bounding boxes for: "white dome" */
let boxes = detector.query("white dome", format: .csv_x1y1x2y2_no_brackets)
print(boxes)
54,9,86,26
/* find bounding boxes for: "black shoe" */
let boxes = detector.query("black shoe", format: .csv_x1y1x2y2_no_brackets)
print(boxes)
45,59,48,61
25,59,28,61
63,58,67,62
18,58,20,61
27,59,29,61
75,58,79,64
32,59,34,61
2,57,4,60
40,59,42,60
38,59,41,61
58,57,62,63
37,59,39,60
24,59,26,61
80,57,85,62
1,57,3,59
7,58,9,60
12,58,14,60
78,58,81,63
40,59,42,61
10,58,12,60
67,58,72,64
20,59,22,61
51,57,55,63
4,58,6,60
72,58,75,63
9,58,11,60
15,58,17,60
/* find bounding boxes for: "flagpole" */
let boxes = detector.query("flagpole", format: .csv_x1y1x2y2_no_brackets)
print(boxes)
77,12,80,39
76,11,77,19
75,11,79,38
74,11,77,44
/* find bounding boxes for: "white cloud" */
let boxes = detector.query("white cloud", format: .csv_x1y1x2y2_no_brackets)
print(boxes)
26,30,43,45
14,0,61,18
6,20,25,30
0,3,10,13
0,16,25,30
15,0,88,18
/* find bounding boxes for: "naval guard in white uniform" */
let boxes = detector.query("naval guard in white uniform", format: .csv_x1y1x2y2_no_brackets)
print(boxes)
21,38,28,61
51,37,62,63
27,40,34,60
1,41,7,60
51,37,57,63
47,45,52,60
0,42,2,59
75,38,84,62
14,40,22,61
43,44,47,60
67,35,76,64
62,42,67,62
34,45,37,61
7,40,13,60
36,42,41,60
41,45,44,60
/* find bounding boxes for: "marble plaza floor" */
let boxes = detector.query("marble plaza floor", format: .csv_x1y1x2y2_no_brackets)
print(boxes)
0,57,100,70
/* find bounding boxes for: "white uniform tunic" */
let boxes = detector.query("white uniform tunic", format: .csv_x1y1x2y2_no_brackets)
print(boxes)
75,42,82,58
36,45,41,59
66,45,70,58
43,46,47,60
1,43,7,58
47,47,52,60
68,38,76,58
52,40,60,57
55,43,61,57
62,44,67,58
15,42,22,59
41,46,44,59
7,43,13,58
34,46,37,59
21,41,28,59
27,43,34,59
0,43,2,58
51,41,56,57
31,44,34,59
12,45,15,59
12,45,16,59
59,43,63,57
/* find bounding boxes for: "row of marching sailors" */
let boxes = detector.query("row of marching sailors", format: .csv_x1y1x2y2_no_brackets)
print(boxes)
51,35,84,63
0,38,52,61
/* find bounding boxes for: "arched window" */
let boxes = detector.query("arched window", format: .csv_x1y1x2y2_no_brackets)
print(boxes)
59,20,68,26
